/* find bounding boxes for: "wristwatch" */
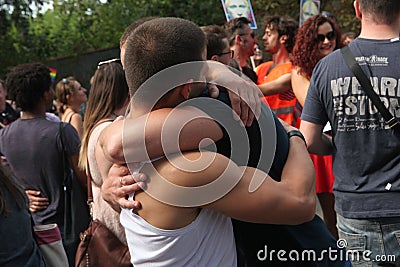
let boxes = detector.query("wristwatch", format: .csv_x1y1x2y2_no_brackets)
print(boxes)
287,130,307,145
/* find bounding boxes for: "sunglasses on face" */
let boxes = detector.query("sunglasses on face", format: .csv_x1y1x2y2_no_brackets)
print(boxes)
217,50,234,58
316,31,336,42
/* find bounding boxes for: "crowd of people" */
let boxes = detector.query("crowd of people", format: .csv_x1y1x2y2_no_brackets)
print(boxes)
0,0,399,266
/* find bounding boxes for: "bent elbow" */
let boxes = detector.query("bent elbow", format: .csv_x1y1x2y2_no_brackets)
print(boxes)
289,195,316,225
102,136,124,164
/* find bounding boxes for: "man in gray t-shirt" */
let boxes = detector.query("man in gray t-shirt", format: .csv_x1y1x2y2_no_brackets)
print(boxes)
0,63,85,266
300,0,400,265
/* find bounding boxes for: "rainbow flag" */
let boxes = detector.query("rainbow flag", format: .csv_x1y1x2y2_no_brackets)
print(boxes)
49,68,57,83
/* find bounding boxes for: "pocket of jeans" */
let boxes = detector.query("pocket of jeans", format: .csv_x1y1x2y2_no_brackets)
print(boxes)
338,230,372,266
395,230,400,246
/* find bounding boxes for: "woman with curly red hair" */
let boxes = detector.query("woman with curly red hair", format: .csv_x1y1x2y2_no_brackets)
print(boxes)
291,14,342,239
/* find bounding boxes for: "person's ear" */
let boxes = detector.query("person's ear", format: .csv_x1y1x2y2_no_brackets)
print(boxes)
280,35,288,44
180,82,191,100
210,55,219,62
235,34,244,46
354,0,362,20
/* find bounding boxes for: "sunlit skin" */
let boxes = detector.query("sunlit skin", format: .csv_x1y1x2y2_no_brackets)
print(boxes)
69,80,88,105
262,26,280,54
241,24,257,58
317,22,336,58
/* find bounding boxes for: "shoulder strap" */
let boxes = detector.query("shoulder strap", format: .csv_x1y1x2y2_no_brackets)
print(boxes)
85,118,115,218
65,110,78,124
59,122,69,186
341,46,400,132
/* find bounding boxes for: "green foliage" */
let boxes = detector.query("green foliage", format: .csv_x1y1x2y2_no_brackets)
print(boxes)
0,0,361,78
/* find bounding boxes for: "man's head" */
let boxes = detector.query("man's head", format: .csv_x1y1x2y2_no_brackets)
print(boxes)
124,17,206,100
119,17,158,68
262,15,298,54
356,0,400,25
6,63,53,112
201,25,233,65
224,17,257,62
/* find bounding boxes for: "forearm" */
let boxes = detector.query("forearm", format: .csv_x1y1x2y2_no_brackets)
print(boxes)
307,133,333,155
280,136,316,217
258,73,292,96
300,121,333,155
100,107,223,164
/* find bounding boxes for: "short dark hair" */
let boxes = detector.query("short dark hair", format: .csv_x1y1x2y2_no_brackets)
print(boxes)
264,15,298,53
224,17,252,46
201,25,229,60
6,63,51,112
124,17,206,95
119,17,159,48
358,0,400,25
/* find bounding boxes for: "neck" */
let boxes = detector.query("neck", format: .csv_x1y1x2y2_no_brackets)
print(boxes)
233,46,248,67
65,104,81,113
271,47,290,65
359,17,400,40
21,110,46,119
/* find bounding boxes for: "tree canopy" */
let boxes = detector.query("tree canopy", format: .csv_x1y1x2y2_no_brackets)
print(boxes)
0,0,359,78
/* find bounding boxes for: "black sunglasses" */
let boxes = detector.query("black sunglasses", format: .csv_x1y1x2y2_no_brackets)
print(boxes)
97,58,121,69
316,31,336,42
217,50,234,58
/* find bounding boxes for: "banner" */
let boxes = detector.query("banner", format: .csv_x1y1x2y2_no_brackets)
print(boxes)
221,0,257,29
299,0,320,26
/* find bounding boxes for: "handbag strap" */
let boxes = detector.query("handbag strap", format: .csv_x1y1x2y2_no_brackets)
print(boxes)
341,46,400,132
86,158,94,218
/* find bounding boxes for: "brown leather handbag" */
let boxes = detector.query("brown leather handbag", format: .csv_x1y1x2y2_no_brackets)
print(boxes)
75,161,132,267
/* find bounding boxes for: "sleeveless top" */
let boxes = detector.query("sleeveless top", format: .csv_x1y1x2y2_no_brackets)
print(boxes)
120,159,237,266
88,120,127,244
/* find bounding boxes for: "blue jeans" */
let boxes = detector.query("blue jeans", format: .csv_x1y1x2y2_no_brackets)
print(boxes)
337,214,400,267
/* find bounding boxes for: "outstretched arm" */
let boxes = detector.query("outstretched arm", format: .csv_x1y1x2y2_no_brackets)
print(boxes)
258,73,292,96
300,120,333,155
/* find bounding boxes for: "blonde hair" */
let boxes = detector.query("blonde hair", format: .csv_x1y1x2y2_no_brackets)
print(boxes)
55,76,77,114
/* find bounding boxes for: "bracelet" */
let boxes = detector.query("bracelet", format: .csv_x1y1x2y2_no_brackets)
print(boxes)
287,130,307,146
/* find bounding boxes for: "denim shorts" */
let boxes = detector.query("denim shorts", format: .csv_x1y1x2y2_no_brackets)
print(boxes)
337,214,400,267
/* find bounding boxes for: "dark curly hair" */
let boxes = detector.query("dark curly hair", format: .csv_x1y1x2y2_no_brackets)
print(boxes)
264,15,298,53
291,15,342,79
6,63,51,112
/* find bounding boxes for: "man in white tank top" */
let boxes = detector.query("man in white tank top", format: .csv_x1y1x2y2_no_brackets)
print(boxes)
96,18,316,266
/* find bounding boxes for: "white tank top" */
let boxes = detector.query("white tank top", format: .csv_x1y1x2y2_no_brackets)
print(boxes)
120,160,237,266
